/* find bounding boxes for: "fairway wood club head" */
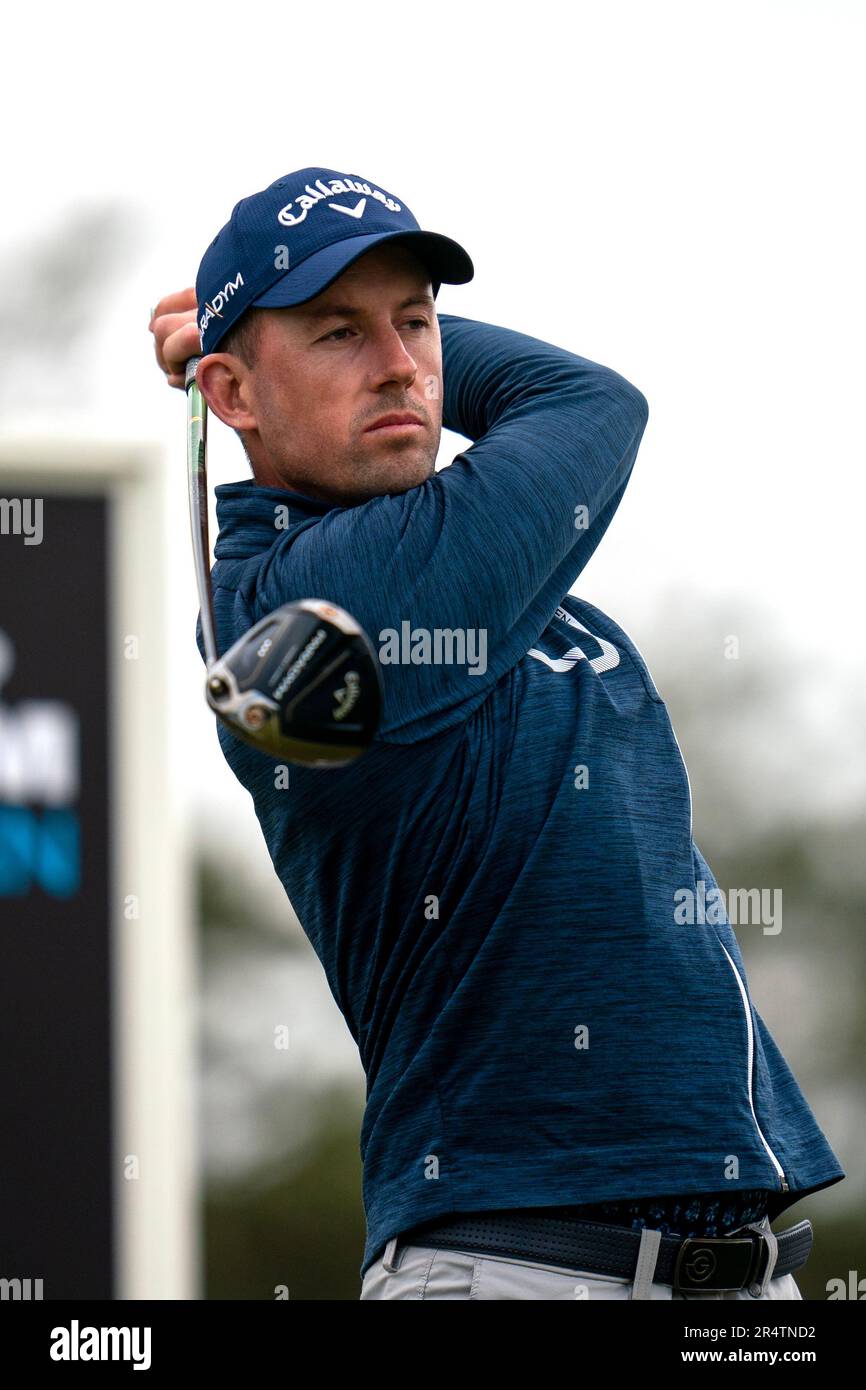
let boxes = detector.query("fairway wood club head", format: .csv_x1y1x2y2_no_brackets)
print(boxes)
205,598,383,767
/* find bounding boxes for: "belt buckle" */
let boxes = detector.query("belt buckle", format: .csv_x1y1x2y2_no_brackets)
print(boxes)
673,1232,765,1293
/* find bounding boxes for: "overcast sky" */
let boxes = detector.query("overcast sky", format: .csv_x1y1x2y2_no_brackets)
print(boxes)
2,0,863,860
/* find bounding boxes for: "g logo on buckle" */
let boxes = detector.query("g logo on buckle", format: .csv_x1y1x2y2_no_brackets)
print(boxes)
683,1246,717,1283
673,1235,761,1293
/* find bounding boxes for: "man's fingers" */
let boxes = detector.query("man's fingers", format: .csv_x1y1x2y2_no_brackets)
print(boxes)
148,286,201,389
153,309,196,343
149,286,196,328
162,322,201,382
152,315,200,385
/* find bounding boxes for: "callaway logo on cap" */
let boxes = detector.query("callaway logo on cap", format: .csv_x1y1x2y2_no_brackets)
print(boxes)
195,166,474,355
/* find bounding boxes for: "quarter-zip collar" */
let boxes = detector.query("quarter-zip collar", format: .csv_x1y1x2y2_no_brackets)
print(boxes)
213,479,339,560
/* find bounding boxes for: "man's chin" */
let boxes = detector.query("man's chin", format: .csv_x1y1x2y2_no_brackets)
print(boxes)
384,459,436,496
352,452,436,500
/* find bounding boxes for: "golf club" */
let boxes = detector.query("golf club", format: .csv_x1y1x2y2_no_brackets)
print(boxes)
185,355,383,767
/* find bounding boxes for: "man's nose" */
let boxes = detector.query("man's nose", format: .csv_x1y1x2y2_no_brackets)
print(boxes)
366,325,418,386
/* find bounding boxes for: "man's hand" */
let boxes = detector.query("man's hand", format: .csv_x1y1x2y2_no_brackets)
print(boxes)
149,288,199,388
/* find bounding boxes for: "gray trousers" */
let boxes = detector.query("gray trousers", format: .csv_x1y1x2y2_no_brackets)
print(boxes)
360,1215,804,1300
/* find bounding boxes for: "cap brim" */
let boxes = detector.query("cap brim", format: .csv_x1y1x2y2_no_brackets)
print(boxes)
252,229,473,310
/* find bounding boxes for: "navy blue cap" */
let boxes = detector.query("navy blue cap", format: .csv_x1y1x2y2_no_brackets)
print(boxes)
195,167,474,355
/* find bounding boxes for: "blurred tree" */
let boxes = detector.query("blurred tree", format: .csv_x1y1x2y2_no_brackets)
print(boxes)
0,204,137,413
204,1086,366,1301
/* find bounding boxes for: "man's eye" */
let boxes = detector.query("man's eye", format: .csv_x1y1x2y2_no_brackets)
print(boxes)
321,318,429,343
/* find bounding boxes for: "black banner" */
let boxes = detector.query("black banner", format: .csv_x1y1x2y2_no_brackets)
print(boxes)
0,491,113,1298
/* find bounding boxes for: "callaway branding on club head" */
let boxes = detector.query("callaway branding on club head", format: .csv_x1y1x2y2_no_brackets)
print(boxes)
204,599,383,768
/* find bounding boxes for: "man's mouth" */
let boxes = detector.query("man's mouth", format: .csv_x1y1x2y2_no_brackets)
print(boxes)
363,412,425,434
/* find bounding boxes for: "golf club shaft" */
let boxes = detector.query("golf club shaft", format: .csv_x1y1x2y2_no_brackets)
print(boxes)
185,356,219,667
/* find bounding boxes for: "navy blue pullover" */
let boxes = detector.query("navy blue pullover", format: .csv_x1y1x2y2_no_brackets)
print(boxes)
196,312,844,1278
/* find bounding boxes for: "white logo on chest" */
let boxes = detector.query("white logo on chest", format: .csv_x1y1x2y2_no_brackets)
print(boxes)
527,607,620,675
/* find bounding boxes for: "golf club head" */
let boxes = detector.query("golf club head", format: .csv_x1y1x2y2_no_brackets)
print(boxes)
205,598,383,767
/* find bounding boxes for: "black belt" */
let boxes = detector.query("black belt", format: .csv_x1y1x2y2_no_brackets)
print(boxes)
396,1209,813,1293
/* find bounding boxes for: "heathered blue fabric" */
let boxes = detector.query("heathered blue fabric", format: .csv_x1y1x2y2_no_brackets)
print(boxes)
195,312,845,1279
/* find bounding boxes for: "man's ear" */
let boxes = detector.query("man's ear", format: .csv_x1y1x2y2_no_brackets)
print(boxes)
197,354,258,432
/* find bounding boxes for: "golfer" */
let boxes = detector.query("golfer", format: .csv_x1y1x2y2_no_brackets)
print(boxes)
149,165,844,1300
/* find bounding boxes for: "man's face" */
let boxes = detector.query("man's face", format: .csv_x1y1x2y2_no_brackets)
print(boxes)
227,243,443,504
